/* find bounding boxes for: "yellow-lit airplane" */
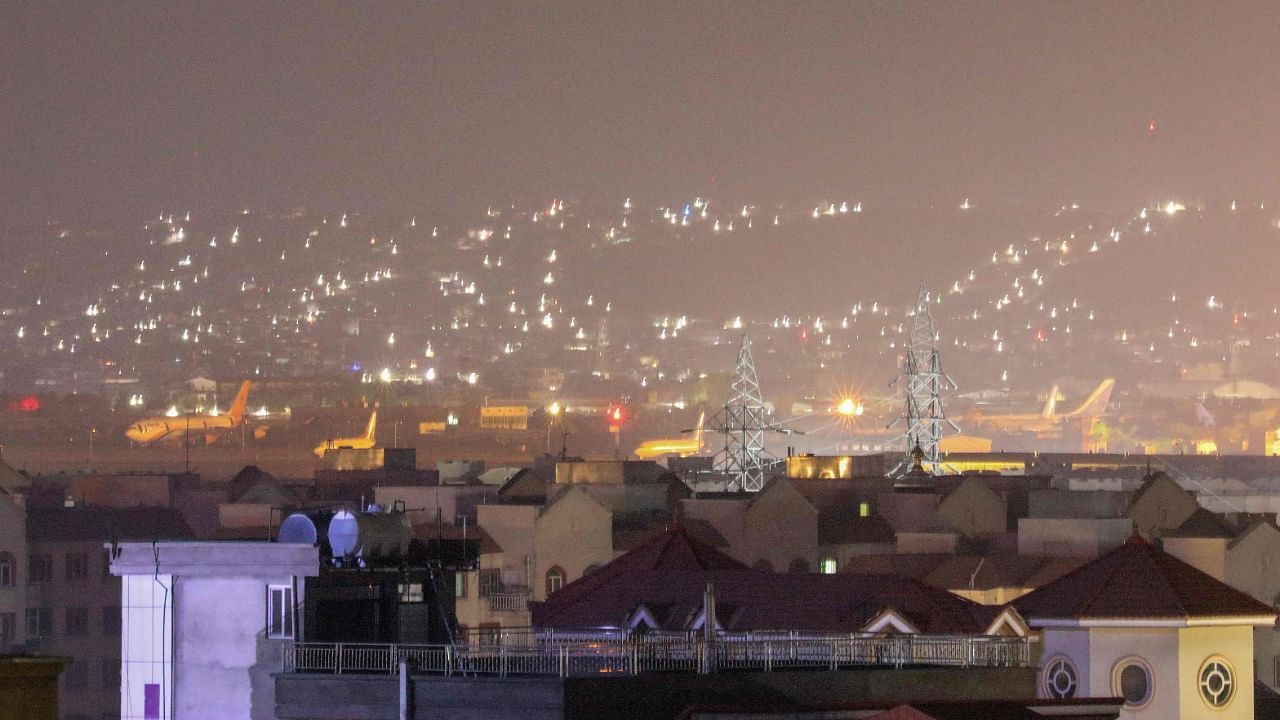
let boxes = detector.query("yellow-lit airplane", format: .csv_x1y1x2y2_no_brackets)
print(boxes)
969,379,1115,433
314,409,377,458
126,381,252,444
634,410,705,460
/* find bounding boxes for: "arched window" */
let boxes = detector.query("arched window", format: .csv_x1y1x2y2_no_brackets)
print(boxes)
0,553,13,587
545,566,565,596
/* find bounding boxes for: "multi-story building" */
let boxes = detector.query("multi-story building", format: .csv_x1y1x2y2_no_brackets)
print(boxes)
25,506,192,720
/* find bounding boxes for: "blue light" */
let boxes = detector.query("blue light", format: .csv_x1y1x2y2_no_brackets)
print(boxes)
683,204,691,217
350,362,362,372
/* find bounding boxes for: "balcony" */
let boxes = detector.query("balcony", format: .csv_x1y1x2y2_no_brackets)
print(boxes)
486,591,531,613
283,633,1030,678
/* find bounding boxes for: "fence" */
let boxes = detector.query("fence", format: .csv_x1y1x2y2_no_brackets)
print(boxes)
283,633,1029,678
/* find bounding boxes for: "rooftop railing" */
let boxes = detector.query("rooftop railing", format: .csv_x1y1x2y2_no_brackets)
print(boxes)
283,633,1029,677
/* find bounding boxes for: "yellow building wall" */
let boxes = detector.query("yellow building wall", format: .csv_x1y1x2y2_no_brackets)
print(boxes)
1178,625,1254,719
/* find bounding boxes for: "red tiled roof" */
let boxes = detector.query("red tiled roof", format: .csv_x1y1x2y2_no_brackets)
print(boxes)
1013,536,1275,622
533,526,996,634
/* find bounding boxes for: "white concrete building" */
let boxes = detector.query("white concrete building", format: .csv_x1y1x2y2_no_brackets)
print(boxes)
109,542,318,720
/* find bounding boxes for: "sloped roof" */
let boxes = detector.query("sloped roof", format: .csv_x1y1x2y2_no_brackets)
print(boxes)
1163,507,1236,539
867,703,1047,720
924,555,1047,592
1013,535,1275,623
28,506,195,543
533,526,998,634
0,458,29,493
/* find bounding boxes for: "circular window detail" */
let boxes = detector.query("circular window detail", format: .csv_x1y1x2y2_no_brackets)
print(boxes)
1199,656,1235,708
1112,657,1154,709
1043,656,1078,699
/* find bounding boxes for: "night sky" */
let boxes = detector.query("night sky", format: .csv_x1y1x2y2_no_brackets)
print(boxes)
4,1,1280,229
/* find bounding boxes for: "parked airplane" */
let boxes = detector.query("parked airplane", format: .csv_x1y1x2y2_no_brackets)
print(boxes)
125,381,252,444
967,379,1115,433
314,409,377,458
634,409,705,460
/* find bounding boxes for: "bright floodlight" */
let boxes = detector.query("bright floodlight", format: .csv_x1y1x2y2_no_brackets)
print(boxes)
836,397,864,417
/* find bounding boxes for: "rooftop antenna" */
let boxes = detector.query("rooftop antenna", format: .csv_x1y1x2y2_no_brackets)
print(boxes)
888,284,959,476
707,334,796,491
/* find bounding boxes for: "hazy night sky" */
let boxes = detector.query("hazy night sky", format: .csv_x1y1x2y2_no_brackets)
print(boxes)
4,1,1280,229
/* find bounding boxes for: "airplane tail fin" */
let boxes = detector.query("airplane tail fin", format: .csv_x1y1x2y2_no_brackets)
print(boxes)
1068,379,1115,417
694,409,705,449
1041,385,1059,418
364,410,378,442
227,381,251,424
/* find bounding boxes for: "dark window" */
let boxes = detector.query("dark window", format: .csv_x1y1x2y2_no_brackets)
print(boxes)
545,566,565,596
25,608,51,637
28,554,52,583
788,558,810,573
65,553,88,582
101,660,120,690
478,569,502,597
101,606,121,635
267,585,294,639
0,552,14,586
0,613,14,644
66,607,89,636
1119,662,1151,706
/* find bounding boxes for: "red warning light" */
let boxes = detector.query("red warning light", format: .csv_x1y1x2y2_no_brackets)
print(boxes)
10,396,40,413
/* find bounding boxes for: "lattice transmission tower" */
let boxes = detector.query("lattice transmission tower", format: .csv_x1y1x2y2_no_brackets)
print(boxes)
889,285,959,475
707,334,792,492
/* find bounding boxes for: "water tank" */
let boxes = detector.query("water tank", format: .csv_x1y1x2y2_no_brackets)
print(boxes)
278,513,318,545
327,509,412,560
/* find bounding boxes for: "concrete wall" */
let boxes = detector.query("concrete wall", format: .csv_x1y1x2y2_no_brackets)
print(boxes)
173,575,300,720
1086,627,1179,720
1028,489,1131,519
274,666,1035,720
740,480,817,572
1018,518,1132,558
937,478,1007,539
534,489,613,600
477,505,538,589
275,674,563,720
1177,625,1254,720
1161,537,1227,581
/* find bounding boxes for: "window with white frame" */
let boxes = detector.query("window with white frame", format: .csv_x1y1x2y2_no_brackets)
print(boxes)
267,585,294,639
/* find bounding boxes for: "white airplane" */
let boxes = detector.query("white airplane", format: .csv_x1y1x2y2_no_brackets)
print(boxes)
126,381,251,444
314,410,377,458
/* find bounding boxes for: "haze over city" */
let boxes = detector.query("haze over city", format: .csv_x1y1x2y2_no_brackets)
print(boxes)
7,4,1280,720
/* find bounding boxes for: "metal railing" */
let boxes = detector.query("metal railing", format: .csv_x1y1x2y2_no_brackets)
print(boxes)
487,591,532,612
283,633,1029,677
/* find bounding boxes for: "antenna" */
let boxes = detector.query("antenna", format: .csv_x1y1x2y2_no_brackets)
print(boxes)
888,284,959,476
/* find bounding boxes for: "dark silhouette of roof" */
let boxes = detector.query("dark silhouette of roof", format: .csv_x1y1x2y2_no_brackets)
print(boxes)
533,525,999,634
1014,535,1275,622
27,505,195,543
1163,507,1236,539
818,513,896,545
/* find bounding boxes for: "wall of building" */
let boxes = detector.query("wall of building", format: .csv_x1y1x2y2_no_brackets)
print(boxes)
1018,518,1132,558
1177,625,1254,720
533,489,613,601
1037,626,1092,698
0,492,25,651
1086,627,1180,720
173,575,300,720
1161,537,1227,581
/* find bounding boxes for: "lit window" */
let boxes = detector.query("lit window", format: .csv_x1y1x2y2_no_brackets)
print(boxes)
455,573,468,599
1044,656,1078,699
820,557,838,575
267,585,294,639
858,502,870,518
398,583,424,603
545,566,564,595
1199,657,1235,708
